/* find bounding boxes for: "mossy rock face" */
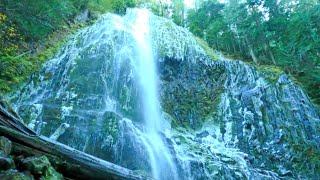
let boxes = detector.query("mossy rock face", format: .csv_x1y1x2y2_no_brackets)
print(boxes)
159,56,226,129
159,55,320,179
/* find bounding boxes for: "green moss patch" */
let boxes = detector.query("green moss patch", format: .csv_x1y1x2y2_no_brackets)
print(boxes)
194,36,218,61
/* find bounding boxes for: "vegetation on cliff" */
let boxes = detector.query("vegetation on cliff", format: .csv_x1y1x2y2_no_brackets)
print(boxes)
0,0,137,94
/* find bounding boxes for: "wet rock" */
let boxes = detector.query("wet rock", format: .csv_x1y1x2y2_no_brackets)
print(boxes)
196,131,209,138
22,156,50,175
104,135,114,146
278,165,293,177
0,170,33,180
0,156,15,170
161,112,174,129
75,9,89,23
21,156,62,179
0,137,12,157
175,138,181,145
13,155,25,167
280,169,293,177
207,163,220,175
221,157,236,164
40,165,63,180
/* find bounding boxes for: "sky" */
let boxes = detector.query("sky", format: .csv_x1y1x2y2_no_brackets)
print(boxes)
184,0,195,8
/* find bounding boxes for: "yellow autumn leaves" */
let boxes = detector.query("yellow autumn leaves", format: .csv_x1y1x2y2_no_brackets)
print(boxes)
0,13,7,21
0,13,22,57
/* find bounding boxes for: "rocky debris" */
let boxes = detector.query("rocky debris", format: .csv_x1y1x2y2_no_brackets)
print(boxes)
0,124,150,180
0,136,63,180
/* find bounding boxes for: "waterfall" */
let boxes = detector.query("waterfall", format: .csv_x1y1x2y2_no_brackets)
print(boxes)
131,9,178,180
132,9,161,132
8,8,320,180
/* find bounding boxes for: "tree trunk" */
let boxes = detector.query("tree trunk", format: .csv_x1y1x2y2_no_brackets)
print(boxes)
245,37,258,64
214,41,218,49
231,39,236,53
268,48,276,65
181,6,185,27
238,39,243,54
0,100,151,180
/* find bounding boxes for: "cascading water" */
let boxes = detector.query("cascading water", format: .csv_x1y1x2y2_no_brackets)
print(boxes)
130,9,178,179
7,8,320,180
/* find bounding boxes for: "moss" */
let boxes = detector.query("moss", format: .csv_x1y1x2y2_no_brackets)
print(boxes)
215,50,288,85
257,65,283,83
159,47,166,59
194,36,218,61
43,166,63,180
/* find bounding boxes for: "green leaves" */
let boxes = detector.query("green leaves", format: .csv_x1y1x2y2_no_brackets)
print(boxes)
112,0,137,15
186,0,320,104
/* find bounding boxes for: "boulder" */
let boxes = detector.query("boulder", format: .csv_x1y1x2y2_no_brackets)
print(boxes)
0,156,14,170
0,170,33,180
21,156,62,179
196,130,209,139
0,136,12,157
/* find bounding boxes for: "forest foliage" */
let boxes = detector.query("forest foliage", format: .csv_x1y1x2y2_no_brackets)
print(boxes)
185,0,320,104
0,0,319,105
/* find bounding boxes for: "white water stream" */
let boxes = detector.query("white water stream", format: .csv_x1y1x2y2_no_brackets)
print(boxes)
131,9,178,180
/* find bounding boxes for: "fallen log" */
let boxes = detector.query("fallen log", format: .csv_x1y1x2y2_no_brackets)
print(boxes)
0,100,151,180
0,100,36,135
